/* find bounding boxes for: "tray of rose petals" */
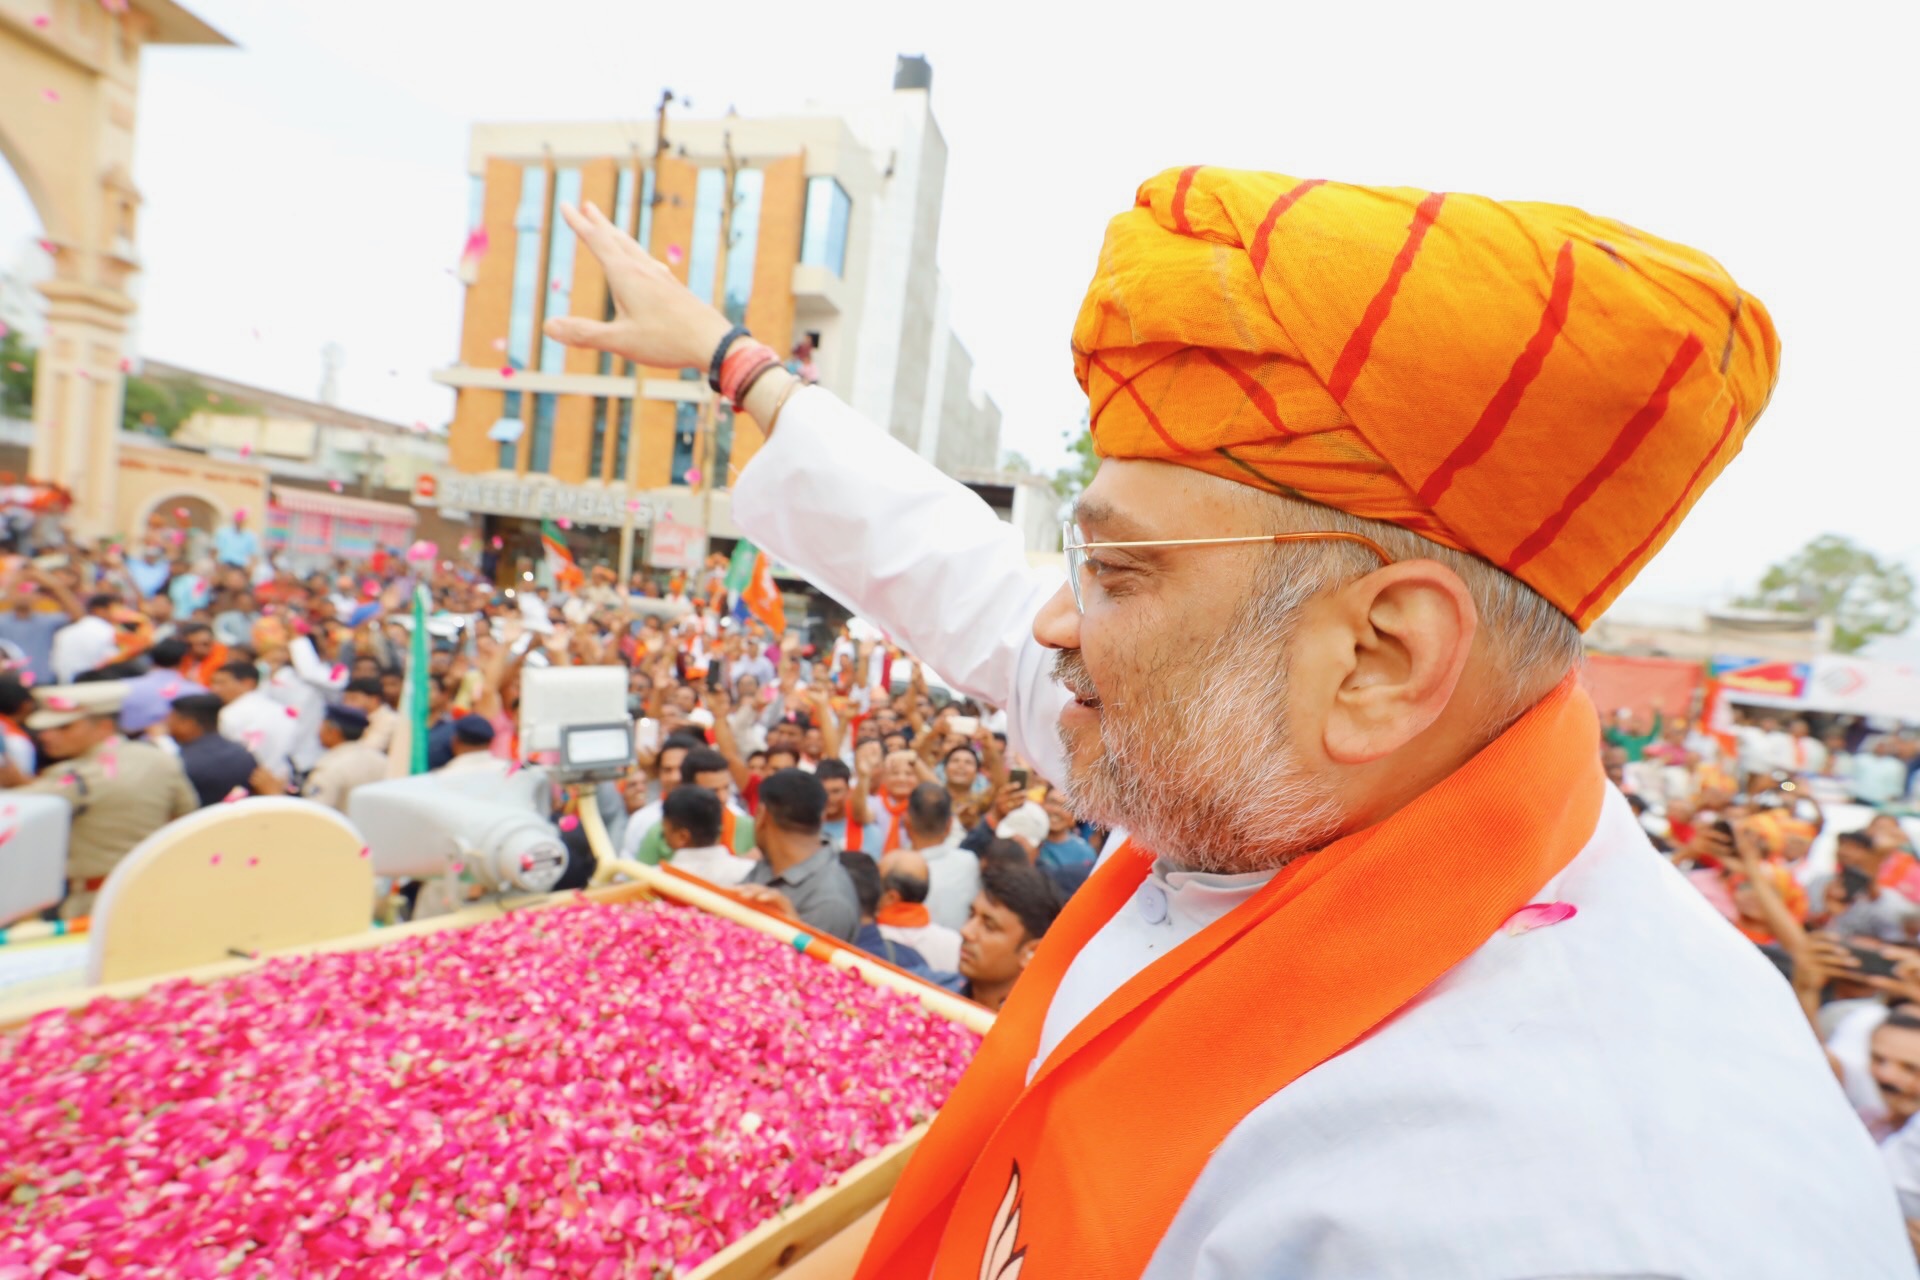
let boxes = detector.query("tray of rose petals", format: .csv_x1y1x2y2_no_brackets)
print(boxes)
0,881,986,1279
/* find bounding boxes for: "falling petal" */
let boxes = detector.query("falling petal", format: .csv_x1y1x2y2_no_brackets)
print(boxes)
329,480,343,493
329,664,347,683
666,244,684,265
223,786,247,803
18,671,32,688
490,535,504,549
246,856,259,867
31,13,49,27
491,336,508,352
500,366,515,379
117,357,132,373
284,705,299,719
173,506,189,519
558,814,580,832
43,695,76,712
41,89,59,104
238,442,252,457
557,517,571,530
358,845,369,858
35,238,55,255
209,853,221,865
626,498,643,512
684,467,703,488
1503,901,1578,936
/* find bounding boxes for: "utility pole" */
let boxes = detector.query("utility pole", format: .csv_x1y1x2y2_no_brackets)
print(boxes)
617,89,673,593
693,130,741,532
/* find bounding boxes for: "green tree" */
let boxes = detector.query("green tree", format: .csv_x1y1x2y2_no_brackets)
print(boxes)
0,331,33,419
1735,534,1915,653
122,371,226,437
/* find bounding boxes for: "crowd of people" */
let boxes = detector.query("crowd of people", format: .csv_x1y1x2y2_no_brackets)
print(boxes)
0,505,1083,1012
1604,698,1920,1234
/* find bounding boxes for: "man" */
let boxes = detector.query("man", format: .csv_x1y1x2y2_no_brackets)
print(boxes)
955,860,1060,1013
904,782,980,932
818,757,883,854
166,692,261,807
50,593,122,684
1854,738,1912,807
737,767,858,943
422,675,461,771
118,637,207,736
177,622,229,689
841,850,935,978
876,847,963,973
1035,783,1098,876
210,659,296,781
658,783,756,887
553,170,1907,1274
0,564,79,685
8,682,196,916
870,748,922,854
617,733,698,862
960,778,1029,856
633,745,756,865
213,510,259,569
0,675,35,777
435,715,506,778
302,705,388,812
340,676,396,754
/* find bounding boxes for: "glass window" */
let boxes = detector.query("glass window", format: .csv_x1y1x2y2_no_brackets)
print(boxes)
497,390,523,470
589,397,609,480
467,174,486,235
800,176,851,277
530,393,556,474
722,169,764,325
671,370,701,485
687,168,725,305
506,165,548,370
613,397,632,484
539,168,583,373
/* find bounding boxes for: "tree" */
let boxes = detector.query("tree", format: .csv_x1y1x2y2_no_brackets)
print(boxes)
0,332,32,419
121,371,225,437
1735,534,1915,653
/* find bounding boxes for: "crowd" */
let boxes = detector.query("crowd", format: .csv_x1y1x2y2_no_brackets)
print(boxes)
1607,697,1920,1238
0,503,1078,1012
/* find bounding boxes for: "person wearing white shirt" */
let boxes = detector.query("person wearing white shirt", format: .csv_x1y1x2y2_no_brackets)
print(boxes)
434,716,510,777
268,634,347,772
210,660,296,781
547,190,1908,1279
49,595,122,684
875,847,963,972
660,785,756,887
900,781,979,933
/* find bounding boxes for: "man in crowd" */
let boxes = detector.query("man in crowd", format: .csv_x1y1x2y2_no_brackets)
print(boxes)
9,682,196,916
955,860,1059,1014
210,659,296,781
817,757,882,854
737,767,858,943
549,163,1908,1272
903,782,979,932
117,637,207,737
1035,783,1098,876
178,621,228,689
657,784,756,887
435,715,506,778
0,563,78,685
633,745,756,865
340,676,396,754
617,734,696,862
841,850,934,978
871,748,921,854
303,705,388,812
213,510,259,569
875,847,962,973
50,593,123,684
166,692,263,807
1855,738,1913,806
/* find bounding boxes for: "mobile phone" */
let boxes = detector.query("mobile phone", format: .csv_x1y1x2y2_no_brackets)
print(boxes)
1009,768,1030,791
1847,945,1899,980
1841,866,1874,901
949,714,979,737
705,662,725,692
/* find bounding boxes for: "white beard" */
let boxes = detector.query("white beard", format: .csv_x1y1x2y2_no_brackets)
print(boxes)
1053,590,1346,875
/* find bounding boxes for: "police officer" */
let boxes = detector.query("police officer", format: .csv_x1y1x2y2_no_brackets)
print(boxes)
10,682,196,918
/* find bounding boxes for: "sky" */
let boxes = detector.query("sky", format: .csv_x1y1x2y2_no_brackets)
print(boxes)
1,0,1915,608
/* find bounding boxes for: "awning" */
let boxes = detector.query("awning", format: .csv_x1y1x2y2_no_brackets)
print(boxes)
271,487,418,525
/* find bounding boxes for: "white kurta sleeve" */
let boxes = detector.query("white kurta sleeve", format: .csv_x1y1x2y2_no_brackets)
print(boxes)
731,389,1070,785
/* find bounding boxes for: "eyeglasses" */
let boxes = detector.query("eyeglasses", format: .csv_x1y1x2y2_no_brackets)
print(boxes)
1061,521,1395,614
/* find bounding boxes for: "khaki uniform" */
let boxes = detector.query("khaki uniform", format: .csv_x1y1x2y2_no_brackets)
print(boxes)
302,742,388,814
18,735,197,918
363,704,397,755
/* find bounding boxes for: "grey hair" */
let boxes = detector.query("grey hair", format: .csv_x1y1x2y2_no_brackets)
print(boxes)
1236,488,1585,739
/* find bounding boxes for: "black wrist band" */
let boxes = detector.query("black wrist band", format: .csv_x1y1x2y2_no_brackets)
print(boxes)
707,324,751,393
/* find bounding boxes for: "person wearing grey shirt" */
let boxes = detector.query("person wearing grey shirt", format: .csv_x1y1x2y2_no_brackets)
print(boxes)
742,767,860,943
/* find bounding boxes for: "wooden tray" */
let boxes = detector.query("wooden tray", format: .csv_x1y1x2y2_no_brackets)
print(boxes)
0,871,989,1279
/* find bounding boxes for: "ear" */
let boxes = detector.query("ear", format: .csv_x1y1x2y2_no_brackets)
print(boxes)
1319,560,1477,765
1016,937,1042,972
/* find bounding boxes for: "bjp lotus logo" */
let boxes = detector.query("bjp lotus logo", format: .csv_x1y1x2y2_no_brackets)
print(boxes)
979,1161,1027,1280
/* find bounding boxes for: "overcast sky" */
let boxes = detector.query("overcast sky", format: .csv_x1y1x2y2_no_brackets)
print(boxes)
2,0,1914,607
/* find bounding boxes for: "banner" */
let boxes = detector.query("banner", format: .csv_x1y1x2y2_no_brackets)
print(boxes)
1711,657,1811,700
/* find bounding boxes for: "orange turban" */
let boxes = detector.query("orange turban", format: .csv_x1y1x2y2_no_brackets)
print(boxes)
1073,167,1779,628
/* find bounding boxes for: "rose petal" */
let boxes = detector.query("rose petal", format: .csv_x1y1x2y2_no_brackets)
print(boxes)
558,814,580,832
1503,901,1577,937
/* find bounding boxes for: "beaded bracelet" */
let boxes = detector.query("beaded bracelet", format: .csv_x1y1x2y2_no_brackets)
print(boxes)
719,342,779,405
706,324,750,393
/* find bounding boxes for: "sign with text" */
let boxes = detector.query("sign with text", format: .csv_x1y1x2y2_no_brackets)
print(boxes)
648,516,705,571
426,473,649,528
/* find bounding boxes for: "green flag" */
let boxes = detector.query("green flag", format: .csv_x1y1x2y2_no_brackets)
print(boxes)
407,583,431,775
723,539,757,596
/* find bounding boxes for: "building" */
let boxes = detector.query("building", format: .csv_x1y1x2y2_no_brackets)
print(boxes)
428,55,1042,593
1,0,232,537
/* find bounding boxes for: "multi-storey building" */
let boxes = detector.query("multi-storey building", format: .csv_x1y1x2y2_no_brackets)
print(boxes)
427,56,1053,588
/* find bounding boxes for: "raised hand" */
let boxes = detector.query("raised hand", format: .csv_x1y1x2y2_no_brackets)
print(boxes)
541,201,732,371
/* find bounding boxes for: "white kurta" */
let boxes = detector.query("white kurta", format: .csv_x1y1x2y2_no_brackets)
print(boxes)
732,388,1916,1277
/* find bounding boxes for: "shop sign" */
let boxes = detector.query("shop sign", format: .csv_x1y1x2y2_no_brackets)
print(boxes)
427,473,648,528
1711,656,1811,699
649,515,706,570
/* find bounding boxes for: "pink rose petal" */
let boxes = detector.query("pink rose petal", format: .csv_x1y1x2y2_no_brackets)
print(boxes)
209,853,221,865
284,705,299,719
41,89,59,104
1503,901,1577,937
118,357,132,373
329,664,347,682
666,244,684,265
43,695,75,711
357,845,369,858
35,238,55,255
31,13,50,27
223,786,247,803
558,814,580,832
500,366,515,379
684,467,703,488
99,754,117,780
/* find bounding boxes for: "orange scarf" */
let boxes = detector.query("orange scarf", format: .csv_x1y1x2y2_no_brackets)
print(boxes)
857,677,1604,1280
876,902,931,929
878,792,912,854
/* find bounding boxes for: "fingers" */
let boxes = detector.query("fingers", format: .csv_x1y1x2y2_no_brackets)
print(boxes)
544,315,619,352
